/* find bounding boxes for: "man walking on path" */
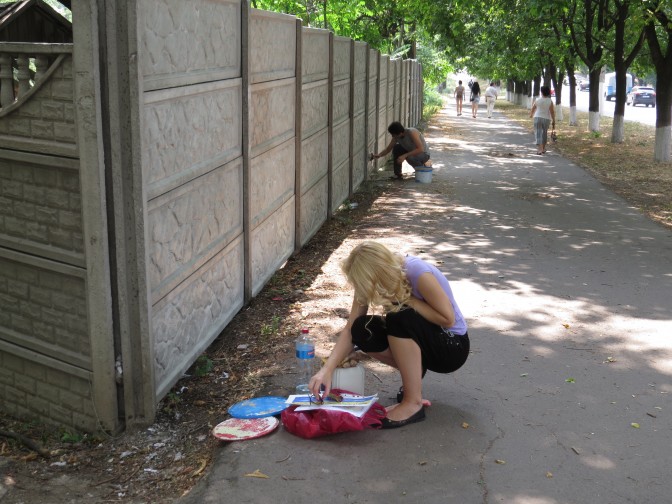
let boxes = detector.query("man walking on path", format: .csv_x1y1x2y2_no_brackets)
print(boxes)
485,82,498,118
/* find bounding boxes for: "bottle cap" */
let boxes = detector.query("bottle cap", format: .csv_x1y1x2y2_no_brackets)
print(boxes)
301,328,309,334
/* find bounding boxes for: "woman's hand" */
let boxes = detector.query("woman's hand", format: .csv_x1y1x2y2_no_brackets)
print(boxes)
309,367,333,399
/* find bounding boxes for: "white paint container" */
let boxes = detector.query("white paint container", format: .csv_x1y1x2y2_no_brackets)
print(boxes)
332,365,365,395
415,167,432,183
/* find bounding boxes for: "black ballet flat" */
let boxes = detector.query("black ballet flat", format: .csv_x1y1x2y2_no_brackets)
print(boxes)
380,407,426,429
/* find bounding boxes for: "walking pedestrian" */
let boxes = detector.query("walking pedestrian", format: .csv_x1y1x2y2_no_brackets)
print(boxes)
454,80,465,116
484,82,498,118
529,86,556,155
470,81,481,118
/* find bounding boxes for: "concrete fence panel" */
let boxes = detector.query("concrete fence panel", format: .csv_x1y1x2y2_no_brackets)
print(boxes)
248,9,296,296
139,0,246,399
330,36,351,213
367,49,378,170
377,55,389,157
351,41,367,192
297,27,330,247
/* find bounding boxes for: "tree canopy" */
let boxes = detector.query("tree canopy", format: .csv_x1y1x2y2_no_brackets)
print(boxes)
254,0,672,160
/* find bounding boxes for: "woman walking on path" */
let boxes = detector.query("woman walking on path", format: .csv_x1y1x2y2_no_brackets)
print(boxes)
470,81,481,118
454,80,465,116
530,86,556,154
308,241,470,429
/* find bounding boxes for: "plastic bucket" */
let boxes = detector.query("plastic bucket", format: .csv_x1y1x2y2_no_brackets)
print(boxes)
332,365,365,395
415,167,432,183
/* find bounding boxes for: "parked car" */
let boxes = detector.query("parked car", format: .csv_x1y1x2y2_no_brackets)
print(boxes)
578,80,589,91
626,86,656,107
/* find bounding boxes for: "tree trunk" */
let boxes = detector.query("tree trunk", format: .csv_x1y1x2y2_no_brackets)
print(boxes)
566,67,578,126
654,127,671,162
645,19,672,162
588,67,601,131
569,106,577,126
612,115,625,144
653,72,672,161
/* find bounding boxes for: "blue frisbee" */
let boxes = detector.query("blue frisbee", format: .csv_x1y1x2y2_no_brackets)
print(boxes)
228,396,289,419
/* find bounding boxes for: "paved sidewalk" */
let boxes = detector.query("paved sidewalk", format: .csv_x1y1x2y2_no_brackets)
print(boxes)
180,102,672,504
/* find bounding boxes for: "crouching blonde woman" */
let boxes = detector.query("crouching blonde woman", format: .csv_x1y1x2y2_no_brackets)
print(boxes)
309,241,470,429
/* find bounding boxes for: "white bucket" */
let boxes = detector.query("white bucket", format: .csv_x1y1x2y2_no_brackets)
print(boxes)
415,167,432,183
332,365,365,395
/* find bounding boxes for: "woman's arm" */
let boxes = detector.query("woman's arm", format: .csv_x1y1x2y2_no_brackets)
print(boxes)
405,272,455,327
529,102,537,118
308,298,367,398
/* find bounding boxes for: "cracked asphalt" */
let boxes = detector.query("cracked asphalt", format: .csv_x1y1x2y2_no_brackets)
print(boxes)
179,101,672,504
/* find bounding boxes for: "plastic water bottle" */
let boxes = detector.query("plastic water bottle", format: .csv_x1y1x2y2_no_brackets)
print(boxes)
295,328,315,393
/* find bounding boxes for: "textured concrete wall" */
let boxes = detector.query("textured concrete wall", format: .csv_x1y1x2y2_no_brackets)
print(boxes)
331,36,351,213
377,56,389,156
139,0,245,397
367,49,378,170
0,54,76,157
0,42,98,430
249,9,296,295
351,41,367,192
0,349,97,431
297,27,329,247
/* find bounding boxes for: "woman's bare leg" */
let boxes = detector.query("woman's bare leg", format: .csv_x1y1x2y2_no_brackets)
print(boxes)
383,336,424,421
367,347,431,409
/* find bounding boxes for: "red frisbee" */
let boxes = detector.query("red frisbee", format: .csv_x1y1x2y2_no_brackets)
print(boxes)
212,416,279,441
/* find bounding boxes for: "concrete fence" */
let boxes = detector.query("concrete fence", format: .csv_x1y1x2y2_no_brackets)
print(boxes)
0,0,423,433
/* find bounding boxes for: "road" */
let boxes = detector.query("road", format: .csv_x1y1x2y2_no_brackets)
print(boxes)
561,84,657,126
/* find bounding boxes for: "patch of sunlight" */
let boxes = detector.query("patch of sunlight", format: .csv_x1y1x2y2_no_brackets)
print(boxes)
530,345,556,357
495,494,559,504
581,454,616,470
456,278,672,377
453,205,488,216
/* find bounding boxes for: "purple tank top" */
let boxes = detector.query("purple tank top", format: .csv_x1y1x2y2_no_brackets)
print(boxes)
404,256,467,335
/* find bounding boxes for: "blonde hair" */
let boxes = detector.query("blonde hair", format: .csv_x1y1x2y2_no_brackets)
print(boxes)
341,241,411,311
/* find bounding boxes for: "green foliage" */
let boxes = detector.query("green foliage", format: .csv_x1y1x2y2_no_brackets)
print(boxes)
422,87,443,120
193,355,214,377
60,430,83,444
163,391,182,412
260,315,282,338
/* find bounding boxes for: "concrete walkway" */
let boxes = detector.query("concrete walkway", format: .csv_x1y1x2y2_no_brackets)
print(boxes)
180,101,672,504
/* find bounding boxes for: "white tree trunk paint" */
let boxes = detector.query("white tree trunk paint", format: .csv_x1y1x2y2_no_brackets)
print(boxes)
569,106,577,126
611,115,624,143
589,111,600,132
654,125,671,162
